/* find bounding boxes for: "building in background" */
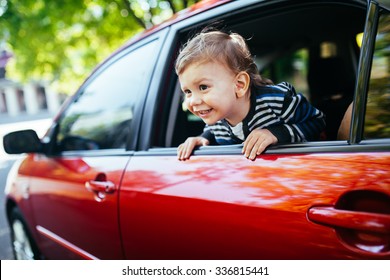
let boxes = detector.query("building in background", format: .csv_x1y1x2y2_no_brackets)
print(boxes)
0,49,63,122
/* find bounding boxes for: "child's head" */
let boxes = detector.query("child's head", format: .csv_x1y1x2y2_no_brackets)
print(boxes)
175,30,272,90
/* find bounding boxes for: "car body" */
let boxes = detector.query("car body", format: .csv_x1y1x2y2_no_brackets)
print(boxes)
3,0,390,260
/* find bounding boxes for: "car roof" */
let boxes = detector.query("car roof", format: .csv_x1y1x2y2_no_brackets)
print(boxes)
86,0,370,83
122,0,371,47
123,0,231,46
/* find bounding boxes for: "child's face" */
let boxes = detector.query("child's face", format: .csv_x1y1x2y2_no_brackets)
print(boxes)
179,61,247,126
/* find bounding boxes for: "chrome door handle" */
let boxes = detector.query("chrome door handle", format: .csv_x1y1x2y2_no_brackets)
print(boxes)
308,206,390,234
85,180,116,194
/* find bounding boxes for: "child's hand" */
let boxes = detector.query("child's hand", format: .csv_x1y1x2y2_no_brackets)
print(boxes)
242,129,277,160
177,137,209,160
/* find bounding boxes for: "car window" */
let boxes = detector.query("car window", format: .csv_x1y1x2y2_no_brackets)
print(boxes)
56,40,158,151
159,2,366,148
364,10,390,139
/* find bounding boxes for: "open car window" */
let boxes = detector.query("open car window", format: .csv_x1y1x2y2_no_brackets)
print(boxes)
158,1,366,149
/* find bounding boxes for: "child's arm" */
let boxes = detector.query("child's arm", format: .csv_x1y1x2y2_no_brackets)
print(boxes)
177,136,210,160
242,82,325,160
267,82,326,143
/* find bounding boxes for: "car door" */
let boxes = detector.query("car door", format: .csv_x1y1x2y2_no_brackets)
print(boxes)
25,31,167,259
119,0,390,259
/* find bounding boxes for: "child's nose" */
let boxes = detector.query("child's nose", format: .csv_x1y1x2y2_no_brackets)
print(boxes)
189,93,202,106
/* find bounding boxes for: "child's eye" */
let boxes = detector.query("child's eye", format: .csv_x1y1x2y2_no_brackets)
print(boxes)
199,85,208,91
183,89,191,96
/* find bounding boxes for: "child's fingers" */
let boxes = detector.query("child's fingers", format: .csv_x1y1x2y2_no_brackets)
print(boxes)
243,130,263,158
177,143,190,160
242,136,256,158
184,142,195,159
179,143,192,160
177,138,198,160
177,137,209,161
243,129,277,160
246,137,266,160
177,144,185,160
249,139,266,160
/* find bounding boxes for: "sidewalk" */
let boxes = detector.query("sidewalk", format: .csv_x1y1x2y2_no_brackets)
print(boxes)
0,110,54,124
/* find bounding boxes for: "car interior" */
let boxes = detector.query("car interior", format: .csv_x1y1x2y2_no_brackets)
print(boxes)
160,2,366,148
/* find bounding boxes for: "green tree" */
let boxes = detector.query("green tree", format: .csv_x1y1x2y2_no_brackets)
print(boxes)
0,0,199,94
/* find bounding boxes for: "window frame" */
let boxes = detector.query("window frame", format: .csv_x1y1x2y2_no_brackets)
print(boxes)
139,0,390,156
350,0,380,144
351,1,390,148
361,6,390,141
46,28,169,157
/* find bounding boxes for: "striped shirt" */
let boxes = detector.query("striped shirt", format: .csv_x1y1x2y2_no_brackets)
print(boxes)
201,82,325,145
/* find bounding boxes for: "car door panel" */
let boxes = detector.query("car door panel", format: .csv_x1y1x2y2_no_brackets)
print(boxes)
28,154,130,259
119,151,390,259
22,30,167,259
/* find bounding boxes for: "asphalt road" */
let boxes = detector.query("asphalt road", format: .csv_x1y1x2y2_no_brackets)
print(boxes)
0,117,52,260
0,159,15,259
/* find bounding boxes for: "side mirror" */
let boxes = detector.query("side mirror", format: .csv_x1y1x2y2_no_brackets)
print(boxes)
3,129,43,154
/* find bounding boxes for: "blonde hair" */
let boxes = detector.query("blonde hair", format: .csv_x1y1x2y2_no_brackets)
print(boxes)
175,30,273,89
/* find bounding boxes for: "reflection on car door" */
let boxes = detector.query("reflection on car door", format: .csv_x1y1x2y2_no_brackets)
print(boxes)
119,150,390,259
27,155,129,259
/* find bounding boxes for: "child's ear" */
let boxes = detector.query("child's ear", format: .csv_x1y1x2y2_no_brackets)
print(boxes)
235,72,250,98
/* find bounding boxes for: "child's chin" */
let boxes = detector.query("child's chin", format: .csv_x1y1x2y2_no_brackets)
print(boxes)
203,119,219,126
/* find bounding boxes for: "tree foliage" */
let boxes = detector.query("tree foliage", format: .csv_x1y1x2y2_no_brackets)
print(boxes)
0,0,199,94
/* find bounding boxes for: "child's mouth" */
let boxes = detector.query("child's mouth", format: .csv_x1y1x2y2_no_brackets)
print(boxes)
198,109,212,116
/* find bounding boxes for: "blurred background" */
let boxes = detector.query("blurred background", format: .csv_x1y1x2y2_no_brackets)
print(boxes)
0,0,201,121
0,0,200,260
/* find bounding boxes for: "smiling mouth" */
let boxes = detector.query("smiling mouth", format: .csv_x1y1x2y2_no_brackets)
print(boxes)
197,109,212,116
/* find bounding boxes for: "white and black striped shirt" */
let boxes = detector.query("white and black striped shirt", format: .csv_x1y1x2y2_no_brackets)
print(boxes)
201,82,325,145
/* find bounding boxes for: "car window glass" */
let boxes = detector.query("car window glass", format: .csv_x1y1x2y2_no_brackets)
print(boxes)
364,11,390,139
57,40,158,151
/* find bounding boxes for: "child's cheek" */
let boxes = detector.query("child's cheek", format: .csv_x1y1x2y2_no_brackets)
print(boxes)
185,101,195,114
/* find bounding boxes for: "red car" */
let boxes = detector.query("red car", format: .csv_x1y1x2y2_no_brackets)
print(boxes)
3,0,390,259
